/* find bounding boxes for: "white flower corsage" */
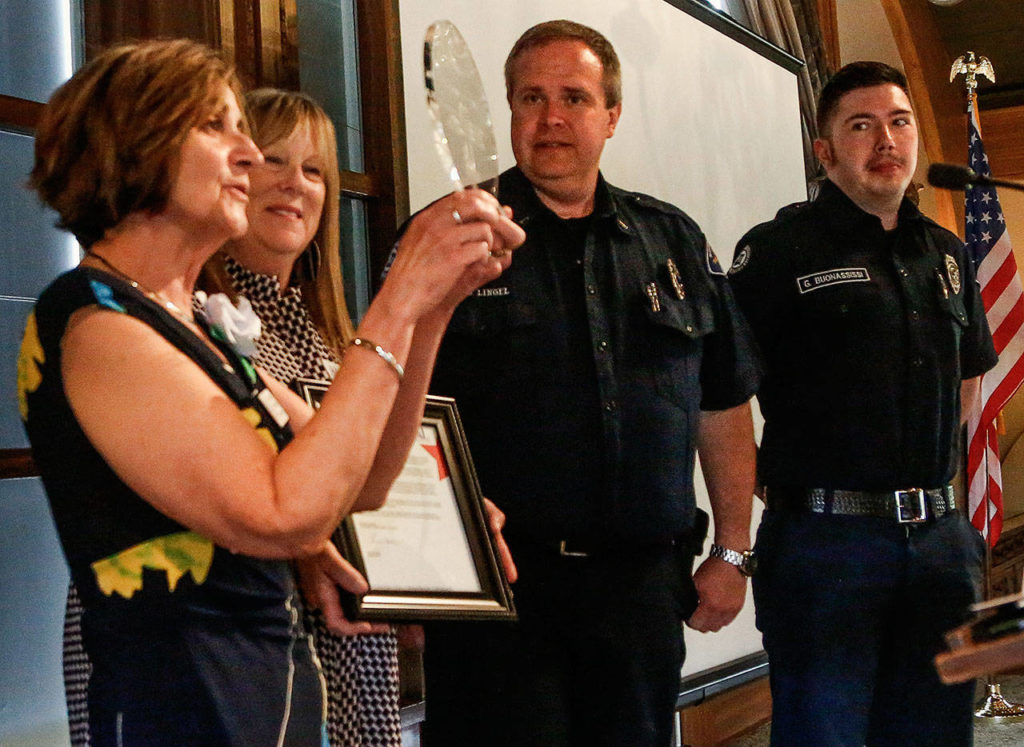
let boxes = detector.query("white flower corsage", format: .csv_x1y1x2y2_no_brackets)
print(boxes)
195,291,261,358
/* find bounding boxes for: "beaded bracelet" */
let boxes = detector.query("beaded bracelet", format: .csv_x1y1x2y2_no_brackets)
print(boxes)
347,337,405,382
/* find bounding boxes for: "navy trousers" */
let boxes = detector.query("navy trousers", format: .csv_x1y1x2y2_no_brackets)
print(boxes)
753,509,985,746
422,540,698,746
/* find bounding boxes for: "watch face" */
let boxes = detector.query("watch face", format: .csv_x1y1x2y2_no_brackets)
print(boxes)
741,551,758,577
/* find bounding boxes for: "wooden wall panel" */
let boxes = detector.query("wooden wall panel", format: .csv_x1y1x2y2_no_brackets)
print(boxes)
982,105,1024,180
881,0,963,232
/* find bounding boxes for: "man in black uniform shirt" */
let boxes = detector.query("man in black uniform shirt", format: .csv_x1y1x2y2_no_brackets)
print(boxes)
423,20,762,746
729,62,998,745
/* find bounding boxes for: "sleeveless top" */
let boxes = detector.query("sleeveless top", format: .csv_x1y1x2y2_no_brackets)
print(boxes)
18,267,327,746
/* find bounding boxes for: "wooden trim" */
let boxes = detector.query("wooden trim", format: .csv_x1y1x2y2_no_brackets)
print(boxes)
339,170,378,200
0,449,38,480
881,0,965,233
0,94,43,132
678,673,771,746
816,0,840,72
230,0,261,88
356,0,409,290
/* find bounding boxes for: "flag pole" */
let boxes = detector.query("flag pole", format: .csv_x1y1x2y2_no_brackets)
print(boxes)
953,52,1024,721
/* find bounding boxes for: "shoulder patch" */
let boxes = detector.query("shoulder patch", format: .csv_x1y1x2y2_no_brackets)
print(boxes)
706,240,726,276
730,245,752,275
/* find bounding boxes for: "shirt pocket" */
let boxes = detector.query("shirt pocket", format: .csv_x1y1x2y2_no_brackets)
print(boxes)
641,294,716,409
443,298,541,391
937,289,969,329
447,298,539,337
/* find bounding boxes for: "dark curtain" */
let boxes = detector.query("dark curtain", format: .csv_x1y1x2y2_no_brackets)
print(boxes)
743,0,833,184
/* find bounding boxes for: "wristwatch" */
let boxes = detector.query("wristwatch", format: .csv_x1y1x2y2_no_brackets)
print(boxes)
708,543,756,576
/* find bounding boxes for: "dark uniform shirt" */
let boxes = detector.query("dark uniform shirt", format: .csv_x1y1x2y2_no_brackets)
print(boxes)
728,179,998,490
430,167,761,546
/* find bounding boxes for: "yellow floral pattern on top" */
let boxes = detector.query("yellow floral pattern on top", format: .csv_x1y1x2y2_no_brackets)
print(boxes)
17,311,44,421
91,531,215,598
241,406,280,453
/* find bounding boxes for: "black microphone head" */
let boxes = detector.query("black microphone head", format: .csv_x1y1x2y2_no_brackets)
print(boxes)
928,162,979,190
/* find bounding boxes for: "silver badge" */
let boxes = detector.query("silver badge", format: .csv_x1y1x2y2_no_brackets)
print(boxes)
945,255,961,295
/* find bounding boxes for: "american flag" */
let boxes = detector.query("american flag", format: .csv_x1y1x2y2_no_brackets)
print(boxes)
964,98,1024,546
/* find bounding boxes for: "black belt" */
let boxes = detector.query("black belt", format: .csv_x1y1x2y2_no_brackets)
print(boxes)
765,485,957,524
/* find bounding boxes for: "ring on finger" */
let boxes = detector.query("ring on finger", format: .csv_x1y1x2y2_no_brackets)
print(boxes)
452,209,463,224
489,249,507,258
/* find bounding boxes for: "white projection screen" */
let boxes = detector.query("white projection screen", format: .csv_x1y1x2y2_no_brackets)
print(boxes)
398,0,807,678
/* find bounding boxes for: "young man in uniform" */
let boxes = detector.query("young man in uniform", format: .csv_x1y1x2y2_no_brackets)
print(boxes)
729,61,997,745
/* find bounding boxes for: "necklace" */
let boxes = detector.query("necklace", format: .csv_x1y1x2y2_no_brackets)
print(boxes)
86,251,196,324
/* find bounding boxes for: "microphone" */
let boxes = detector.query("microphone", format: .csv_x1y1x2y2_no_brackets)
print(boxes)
927,163,1024,193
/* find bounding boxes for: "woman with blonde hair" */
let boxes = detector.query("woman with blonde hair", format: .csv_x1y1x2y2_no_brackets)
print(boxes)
200,87,405,745
20,39,522,745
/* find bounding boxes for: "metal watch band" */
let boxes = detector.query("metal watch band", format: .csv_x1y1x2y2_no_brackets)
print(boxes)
709,543,754,576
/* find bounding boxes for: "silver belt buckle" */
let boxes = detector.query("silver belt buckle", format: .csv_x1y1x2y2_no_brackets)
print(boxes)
558,540,589,558
895,488,928,524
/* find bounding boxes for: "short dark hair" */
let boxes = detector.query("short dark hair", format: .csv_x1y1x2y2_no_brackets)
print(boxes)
31,39,243,248
816,61,911,137
504,20,621,108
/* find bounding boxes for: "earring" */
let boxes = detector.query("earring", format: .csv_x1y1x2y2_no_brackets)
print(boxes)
298,240,322,281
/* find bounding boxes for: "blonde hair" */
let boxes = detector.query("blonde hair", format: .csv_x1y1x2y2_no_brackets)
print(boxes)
31,39,244,247
201,88,355,357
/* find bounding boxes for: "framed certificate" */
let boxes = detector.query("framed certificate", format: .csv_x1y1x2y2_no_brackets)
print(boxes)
293,380,516,622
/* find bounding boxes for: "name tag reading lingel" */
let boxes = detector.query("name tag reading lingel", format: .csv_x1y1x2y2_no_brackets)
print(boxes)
796,267,871,294
473,287,510,297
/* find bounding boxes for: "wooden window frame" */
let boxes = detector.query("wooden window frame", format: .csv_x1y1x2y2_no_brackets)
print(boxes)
0,0,409,481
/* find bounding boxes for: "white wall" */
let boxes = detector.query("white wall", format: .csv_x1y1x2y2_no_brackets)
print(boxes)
399,0,806,676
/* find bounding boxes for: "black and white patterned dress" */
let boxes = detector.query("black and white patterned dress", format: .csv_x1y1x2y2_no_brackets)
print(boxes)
59,257,402,747
224,256,403,746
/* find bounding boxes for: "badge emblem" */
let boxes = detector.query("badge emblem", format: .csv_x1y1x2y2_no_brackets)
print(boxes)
730,245,751,274
666,259,685,299
944,255,961,295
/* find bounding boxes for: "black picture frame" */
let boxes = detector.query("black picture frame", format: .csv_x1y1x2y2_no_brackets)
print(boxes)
292,380,516,622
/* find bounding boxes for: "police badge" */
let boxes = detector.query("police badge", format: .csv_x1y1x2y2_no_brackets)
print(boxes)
944,255,962,295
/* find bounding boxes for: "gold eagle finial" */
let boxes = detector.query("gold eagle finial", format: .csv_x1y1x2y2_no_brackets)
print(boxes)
950,51,996,92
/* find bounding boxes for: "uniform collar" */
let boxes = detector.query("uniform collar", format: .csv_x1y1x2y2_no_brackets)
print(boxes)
816,179,925,234
500,166,625,235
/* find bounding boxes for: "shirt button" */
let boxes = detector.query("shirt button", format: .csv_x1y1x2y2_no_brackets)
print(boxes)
587,284,597,295
913,357,924,367
597,340,608,352
899,268,909,277
604,400,617,412
910,310,920,320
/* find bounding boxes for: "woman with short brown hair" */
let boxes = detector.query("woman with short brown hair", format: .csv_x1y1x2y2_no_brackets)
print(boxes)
20,39,522,745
